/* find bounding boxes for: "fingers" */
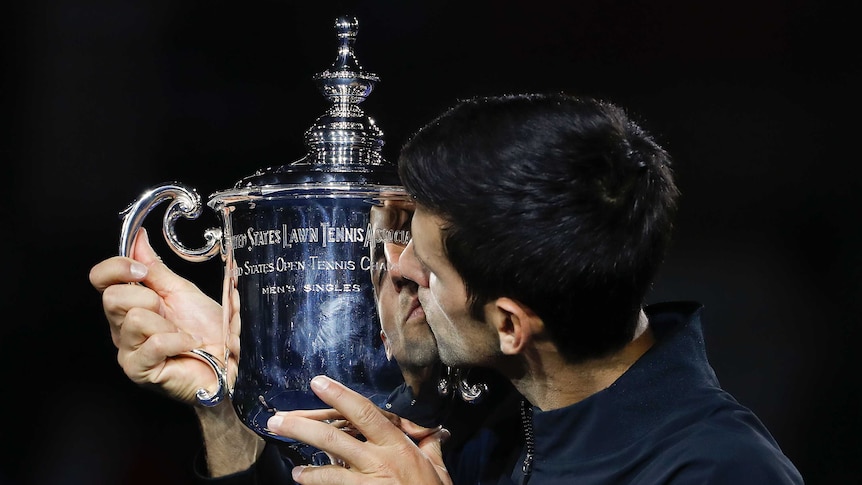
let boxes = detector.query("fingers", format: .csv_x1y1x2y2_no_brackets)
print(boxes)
415,427,450,471
89,255,149,293
116,306,205,388
89,228,161,293
266,376,452,485
268,411,372,470
289,408,345,421
119,326,203,380
290,463,354,484
102,282,161,318
120,306,195,352
266,376,404,470
375,409,445,443
283,431,452,485
305,376,407,447
92,227,226,405
101,283,161,346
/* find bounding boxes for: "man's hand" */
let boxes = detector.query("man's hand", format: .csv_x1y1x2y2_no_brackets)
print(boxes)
266,375,453,485
89,227,226,404
89,227,263,477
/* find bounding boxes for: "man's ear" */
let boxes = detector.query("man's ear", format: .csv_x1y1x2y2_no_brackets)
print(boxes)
380,329,393,361
489,297,543,355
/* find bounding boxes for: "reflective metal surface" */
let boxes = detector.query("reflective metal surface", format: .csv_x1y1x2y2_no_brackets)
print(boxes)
117,16,482,465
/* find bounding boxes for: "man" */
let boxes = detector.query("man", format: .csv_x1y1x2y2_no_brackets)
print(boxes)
264,93,804,484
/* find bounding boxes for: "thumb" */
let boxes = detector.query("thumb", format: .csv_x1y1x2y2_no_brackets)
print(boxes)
132,227,188,293
130,227,160,266
416,426,450,469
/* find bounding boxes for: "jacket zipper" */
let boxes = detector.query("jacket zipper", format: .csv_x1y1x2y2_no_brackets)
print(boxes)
520,399,534,484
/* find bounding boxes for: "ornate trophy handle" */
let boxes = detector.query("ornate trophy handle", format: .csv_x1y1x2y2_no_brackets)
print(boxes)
119,182,221,262
118,181,228,407
438,366,488,404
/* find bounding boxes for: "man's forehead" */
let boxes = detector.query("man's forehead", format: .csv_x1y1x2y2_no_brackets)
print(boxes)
411,206,438,233
411,207,445,256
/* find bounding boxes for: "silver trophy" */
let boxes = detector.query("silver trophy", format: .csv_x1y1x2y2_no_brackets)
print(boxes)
119,16,408,461
117,16,484,464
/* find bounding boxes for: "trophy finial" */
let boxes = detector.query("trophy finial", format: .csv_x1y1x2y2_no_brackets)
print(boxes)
331,16,361,74
235,15,398,187
301,16,384,168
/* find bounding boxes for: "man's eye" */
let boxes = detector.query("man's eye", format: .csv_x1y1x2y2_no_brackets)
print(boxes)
376,267,388,286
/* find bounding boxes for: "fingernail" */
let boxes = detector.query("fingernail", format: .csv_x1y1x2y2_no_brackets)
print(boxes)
267,415,283,428
292,465,306,481
311,375,330,391
129,261,148,279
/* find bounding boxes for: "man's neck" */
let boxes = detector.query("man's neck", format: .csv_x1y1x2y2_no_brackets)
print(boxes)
511,310,655,411
401,364,439,398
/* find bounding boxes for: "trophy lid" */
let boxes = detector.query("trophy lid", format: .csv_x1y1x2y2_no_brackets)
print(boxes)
232,16,400,189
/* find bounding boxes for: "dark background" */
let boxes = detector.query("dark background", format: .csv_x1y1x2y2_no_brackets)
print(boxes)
3,1,859,483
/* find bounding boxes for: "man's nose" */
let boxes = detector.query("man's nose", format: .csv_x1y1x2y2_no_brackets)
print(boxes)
399,240,430,288
386,244,419,291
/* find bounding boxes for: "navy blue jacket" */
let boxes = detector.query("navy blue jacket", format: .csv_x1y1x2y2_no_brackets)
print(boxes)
499,301,803,484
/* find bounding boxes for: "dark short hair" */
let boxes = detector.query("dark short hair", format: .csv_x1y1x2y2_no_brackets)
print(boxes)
398,93,679,363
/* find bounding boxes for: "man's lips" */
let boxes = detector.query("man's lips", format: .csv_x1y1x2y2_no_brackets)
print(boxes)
406,298,425,322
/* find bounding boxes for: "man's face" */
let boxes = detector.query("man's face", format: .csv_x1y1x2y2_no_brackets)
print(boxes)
370,202,438,368
399,205,500,367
